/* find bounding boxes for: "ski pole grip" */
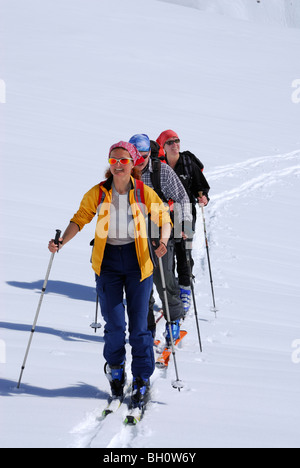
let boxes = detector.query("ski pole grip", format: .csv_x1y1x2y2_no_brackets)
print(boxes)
54,229,62,246
198,191,203,198
152,238,161,250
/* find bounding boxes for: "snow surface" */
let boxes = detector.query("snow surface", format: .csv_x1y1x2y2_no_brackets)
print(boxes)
160,0,300,28
1,0,300,448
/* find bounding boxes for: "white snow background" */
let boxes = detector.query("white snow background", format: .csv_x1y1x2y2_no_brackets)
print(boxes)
1,0,300,448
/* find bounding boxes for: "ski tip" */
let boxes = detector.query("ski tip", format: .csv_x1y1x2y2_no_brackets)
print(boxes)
124,415,139,426
102,409,113,418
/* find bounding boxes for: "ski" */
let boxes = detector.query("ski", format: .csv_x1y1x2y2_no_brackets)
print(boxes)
156,330,188,369
100,397,124,419
124,406,144,426
124,379,151,426
99,383,131,420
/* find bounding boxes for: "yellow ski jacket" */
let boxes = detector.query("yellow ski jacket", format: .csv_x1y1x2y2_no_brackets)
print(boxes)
70,176,172,281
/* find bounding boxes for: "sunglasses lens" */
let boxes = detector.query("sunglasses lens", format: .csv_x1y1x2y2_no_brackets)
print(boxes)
166,138,180,146
108,158,133,165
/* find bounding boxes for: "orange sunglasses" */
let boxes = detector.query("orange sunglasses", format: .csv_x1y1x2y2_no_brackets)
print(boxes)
108,158,134,166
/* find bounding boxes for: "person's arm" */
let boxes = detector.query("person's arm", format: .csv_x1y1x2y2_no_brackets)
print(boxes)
154,221,172,258
191,162,210,206
48,184,100,253
143,184,172,258
160,221,172,246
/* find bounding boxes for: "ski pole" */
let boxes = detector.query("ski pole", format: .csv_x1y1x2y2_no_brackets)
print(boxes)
158,257,184,391
199,192,218,316
17,229,61,389
89,239,102,332
90,293,102,332
184,241,203,353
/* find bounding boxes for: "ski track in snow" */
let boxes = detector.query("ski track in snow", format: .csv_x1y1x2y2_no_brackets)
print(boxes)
207,150,300,181
67,149,300,448
69,366,161,449
207,150,300,216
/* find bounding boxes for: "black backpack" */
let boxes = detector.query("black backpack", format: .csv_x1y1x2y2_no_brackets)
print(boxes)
181,150,204,177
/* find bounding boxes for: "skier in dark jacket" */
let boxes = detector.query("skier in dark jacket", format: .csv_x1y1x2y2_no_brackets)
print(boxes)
156,129,210,315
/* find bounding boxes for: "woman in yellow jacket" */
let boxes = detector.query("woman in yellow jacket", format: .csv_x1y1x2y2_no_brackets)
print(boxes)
49,141,172,409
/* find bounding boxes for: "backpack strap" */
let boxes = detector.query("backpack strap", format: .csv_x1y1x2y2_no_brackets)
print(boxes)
182,153,193,180
150,160,161,196
182,151,204,173
134,179,160,270
97,179,146,216
150,159,169,204
134,179,146,214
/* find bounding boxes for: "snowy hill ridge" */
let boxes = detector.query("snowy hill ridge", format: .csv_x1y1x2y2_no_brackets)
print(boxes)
159,0,300,28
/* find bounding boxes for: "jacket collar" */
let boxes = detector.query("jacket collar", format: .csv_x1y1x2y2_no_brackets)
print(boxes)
102,175,135,192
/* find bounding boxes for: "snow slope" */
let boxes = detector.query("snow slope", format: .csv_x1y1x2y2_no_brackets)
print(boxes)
1,0,300,448
160,0,300,28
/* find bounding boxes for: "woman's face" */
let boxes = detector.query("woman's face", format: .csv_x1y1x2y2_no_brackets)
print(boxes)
109,148,134,180
136,150,151,171
164,137,181,157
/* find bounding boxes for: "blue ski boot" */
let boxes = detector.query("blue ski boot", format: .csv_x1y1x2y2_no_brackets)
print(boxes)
131,377,150,409
165,319,181,347
180,286,192,316
104,362,126,399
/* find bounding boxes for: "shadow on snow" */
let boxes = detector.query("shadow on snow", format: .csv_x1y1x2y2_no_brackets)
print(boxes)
6,279,97,303
0,378,108,400
0,321,103,343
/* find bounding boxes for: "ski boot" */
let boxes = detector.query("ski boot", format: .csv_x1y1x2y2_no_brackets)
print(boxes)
180,286,192,316
165,319,181,347
131,376,150,410
104,362,127,399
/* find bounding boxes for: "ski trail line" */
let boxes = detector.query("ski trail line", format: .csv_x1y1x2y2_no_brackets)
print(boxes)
192,149,300,278
207,150,300,181
209,163,300,216
69,367,163,448
212,164,300,201
69,406,108,448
